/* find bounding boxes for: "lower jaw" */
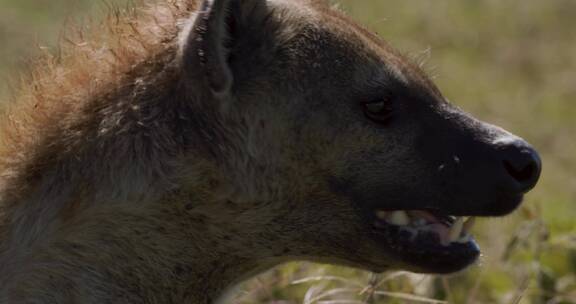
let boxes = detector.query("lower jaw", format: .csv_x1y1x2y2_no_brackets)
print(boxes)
372,224,480,274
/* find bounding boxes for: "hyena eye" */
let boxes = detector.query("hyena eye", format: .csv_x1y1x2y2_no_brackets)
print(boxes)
363,99,393,124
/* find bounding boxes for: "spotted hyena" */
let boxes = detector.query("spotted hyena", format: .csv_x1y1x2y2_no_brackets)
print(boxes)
0,0,541,303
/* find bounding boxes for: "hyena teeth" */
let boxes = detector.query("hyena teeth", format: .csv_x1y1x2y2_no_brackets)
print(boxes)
448,217,464,242
388,211,410,226
376,210,387,220
463,216,476,234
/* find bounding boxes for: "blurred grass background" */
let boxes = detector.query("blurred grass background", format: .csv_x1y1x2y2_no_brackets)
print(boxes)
0,0,574,303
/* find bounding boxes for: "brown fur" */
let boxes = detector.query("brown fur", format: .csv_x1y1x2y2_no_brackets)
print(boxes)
0,0,540,302
0,1,194,202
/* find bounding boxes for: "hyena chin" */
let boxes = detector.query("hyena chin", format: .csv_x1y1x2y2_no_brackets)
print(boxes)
0,0,541,302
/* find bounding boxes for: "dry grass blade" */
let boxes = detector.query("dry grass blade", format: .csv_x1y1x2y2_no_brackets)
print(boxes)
373,291,448,304
308,288,360,303
292,276,364,288
441,277,454,304
317,301,365,304
304,284,328,304
510,274,532,304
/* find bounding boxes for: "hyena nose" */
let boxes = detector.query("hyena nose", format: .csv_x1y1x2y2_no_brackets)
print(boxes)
499,139,542,193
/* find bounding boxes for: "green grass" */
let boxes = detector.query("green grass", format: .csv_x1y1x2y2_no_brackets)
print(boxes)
0,0,574,303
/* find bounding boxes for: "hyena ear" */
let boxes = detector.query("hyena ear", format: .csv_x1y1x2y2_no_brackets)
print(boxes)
181,0,267,98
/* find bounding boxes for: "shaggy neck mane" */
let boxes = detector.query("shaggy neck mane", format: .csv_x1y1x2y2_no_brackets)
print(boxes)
0,0,208,263
0,1,285,302
0,0,200,204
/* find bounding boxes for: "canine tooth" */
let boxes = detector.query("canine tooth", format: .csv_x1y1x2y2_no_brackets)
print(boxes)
456,234,472,244
448,217,464,242
376,211,387,220
463,217,476,234
388,211,410,226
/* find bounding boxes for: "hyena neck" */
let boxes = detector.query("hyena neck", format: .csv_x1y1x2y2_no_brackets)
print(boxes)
0,192,276,303
0,117,266,302
0,48,265,302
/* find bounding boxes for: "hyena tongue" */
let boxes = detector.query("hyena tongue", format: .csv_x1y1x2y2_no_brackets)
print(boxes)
407,211,473,246
428,223,451,246
407,210,442,223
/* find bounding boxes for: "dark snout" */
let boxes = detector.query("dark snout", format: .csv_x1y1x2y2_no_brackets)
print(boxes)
494,137,542,194
424,109,542,217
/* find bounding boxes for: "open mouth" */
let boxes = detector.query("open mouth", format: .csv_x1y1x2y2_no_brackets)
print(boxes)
370,209,481,273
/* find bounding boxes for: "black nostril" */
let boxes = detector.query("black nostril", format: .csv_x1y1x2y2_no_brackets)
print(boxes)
504,159,536,183
502,146,542,193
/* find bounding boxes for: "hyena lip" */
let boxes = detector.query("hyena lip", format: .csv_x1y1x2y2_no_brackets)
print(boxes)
371,210,480,273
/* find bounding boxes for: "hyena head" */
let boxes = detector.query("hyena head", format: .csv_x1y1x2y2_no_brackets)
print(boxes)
179,0,541,274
